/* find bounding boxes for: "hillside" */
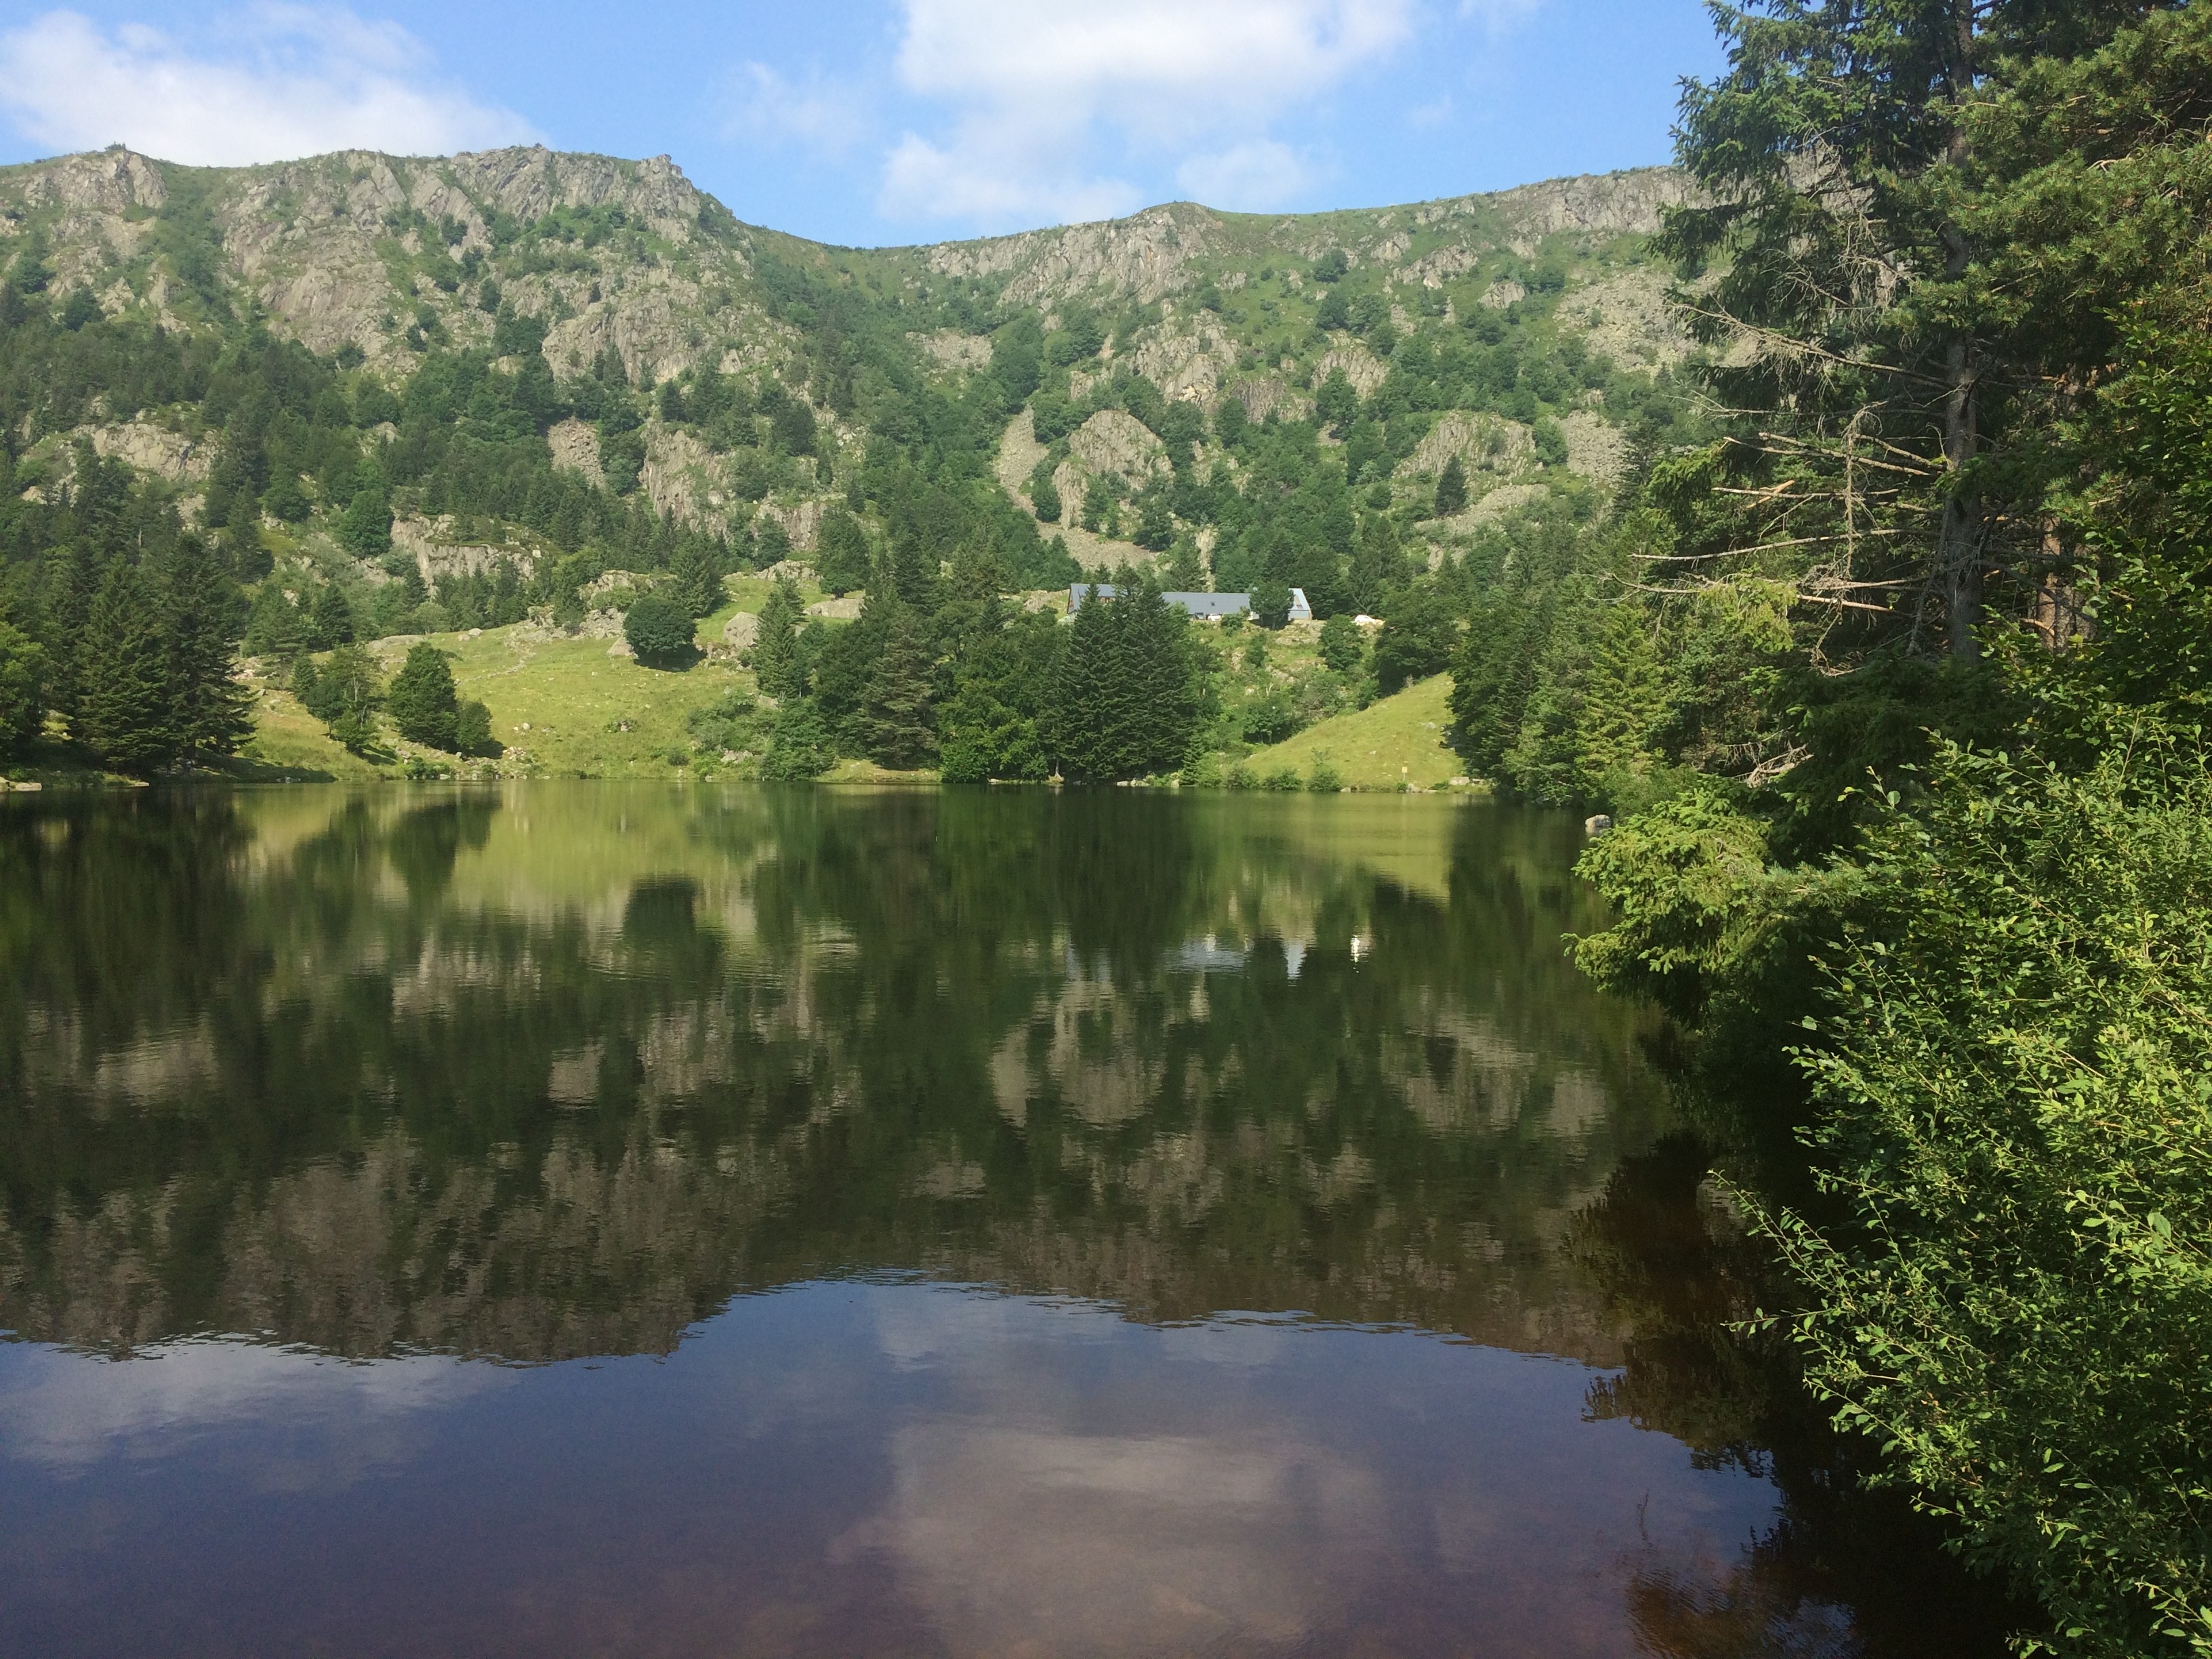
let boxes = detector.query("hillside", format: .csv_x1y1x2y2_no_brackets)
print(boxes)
0,141,1704,780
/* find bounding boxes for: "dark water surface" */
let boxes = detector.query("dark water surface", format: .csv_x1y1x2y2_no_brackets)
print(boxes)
0,787,2003,1657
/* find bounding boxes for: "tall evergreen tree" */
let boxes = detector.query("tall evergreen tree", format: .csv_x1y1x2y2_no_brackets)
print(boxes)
1349,513,1405,615
387,642,459,751
1047,581,1197,781
863,603,937,769
815,508,869,594
162,536,253,763
1663,0,2164,661
77,561,174,774
750,577,805,700
1433,455,1468,518
39,540,98,719
0,621,45,758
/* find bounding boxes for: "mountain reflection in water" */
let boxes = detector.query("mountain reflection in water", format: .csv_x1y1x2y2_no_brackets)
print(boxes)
0,785,2008,1658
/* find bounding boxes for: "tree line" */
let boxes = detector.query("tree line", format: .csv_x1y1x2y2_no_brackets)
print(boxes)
1489,7,2212,1656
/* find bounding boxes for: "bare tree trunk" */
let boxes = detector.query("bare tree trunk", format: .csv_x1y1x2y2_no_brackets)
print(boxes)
1938,0,1983,661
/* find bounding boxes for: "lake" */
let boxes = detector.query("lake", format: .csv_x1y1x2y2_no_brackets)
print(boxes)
0,785,2006,1657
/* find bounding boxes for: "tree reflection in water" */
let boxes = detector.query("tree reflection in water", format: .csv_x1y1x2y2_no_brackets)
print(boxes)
0,784,2014,1654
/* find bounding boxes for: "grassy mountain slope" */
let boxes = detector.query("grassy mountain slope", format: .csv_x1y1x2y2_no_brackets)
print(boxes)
0,142,1702,777
1242,673,1465,791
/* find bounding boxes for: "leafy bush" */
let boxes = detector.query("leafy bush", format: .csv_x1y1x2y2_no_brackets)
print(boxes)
1251,578,1293,630
1239,692,1303,747
1318,613,1364,673
454,699,495,756
0,621,45,757
687,689,772,757
760,698,836,781
1760,735,2212,1658
1306,756,1343,792
622,592,695,665
386,642,459,751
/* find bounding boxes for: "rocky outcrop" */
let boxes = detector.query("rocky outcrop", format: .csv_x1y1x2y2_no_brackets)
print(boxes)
78,419,209,484
1311,344,1388,400
914,329,993,374
1065,409,1168,493
20,146,165,215
1400,411,1533,480
1559,411,1629,485
1225,375,1311,424
1126,316,1238,404
392,515,539,586
548,417,602,483
1574,267,1692,371
926,202,1226,306
760,497,826,554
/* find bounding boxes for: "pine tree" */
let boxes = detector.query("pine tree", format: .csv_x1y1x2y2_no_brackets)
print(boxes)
1315,367,1358,433
0,621,45,757
307,582,355,649
1433,455,1468,518
41,540,98,719
77,561,174,774
1349,514,1405,615
750,577,804,699
163,537,253,763
1046,580,1196,781
864,604,937,769
387,642,460,751
243,581,307,661
1164,533,1207,592
672,535,721,618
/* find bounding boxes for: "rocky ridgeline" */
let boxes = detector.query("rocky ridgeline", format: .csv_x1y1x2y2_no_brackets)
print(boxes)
1,144,1695,544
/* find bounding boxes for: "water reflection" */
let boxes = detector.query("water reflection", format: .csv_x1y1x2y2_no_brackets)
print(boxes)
0,785,2007,1656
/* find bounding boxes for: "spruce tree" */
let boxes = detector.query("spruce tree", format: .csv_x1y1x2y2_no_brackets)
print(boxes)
1164,533,1207,592
243,581,307,662
163,537,253,764
1046,580,1195,781
1433,455,1468,518
387,642,460,751
0,621,45,758
863,604,937,769
41,540,98,720
308,583,355,649
1349,514,1405,615
673,535,721,617
77,561,175,774
750,577,804,700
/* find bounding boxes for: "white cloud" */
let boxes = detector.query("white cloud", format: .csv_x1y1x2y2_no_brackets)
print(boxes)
722,60,870,159
1175,140,1313,211
0,6,536,167
878,0,1414,227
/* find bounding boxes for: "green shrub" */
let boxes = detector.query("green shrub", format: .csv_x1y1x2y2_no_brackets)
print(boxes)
454,699,495,756
0,621,45,757
760,698,835,781
1306,757,1342,793
387,642,459,751
1759,734,2212,1658
622,592,695,665
1259,766,1300,792
1318,613,1364,674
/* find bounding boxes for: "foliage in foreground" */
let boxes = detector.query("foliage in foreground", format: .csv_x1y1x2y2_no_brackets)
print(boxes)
1764,737,2212,1657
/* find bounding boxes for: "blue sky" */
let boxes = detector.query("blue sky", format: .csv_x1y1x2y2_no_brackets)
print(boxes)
0,1,1728,248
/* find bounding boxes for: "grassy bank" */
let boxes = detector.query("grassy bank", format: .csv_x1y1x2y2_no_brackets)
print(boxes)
1240,674,1469,791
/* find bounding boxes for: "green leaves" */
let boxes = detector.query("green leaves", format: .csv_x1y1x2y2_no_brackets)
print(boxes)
1756,733,2212,1657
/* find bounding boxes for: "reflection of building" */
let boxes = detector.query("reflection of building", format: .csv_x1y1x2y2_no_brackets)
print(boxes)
1067,586,1313,623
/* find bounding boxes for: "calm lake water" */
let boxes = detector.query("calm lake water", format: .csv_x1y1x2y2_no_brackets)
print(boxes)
0,786,2006,1658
